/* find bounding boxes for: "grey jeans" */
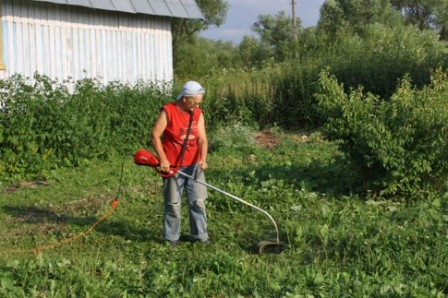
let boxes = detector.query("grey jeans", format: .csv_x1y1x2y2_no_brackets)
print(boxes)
163,164,208,241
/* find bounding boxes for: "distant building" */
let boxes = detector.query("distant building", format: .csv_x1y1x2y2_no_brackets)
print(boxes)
0,0,203,85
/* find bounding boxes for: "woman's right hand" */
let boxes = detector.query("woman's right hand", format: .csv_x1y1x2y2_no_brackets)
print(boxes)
159,159,171,173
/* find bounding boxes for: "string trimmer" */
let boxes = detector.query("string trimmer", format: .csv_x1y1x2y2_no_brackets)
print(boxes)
133,149,284,253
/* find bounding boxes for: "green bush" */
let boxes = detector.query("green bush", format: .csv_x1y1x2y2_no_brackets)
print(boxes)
0,74,168,180
0,74,70,179
316,69,448,198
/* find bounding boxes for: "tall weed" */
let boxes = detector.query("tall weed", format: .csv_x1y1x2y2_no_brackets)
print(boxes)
200,68,275,128
0,74,168,180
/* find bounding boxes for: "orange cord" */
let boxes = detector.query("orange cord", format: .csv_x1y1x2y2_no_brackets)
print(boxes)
5,199,119,255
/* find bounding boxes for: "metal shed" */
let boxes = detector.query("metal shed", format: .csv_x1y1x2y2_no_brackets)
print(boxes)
0,0,203,85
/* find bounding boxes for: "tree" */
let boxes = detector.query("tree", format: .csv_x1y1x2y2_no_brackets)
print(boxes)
172,0,229,45
390,0,448,39
173,0,230,77
439,3,448,39
251,11,302,62
238,36,273,68
317,0,345,35
318,0,402,35
174,37,242,79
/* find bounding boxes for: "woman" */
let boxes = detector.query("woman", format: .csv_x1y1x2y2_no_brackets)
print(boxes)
151,81,209,247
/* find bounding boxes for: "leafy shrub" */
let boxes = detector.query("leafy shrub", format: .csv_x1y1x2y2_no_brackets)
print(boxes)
316,69,448,198
0,74,71,179
0,74,168,180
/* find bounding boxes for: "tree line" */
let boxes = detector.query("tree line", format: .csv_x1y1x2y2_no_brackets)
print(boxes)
173,0,448,79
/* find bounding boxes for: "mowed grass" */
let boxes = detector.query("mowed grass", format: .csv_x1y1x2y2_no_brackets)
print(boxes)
0,132,447,297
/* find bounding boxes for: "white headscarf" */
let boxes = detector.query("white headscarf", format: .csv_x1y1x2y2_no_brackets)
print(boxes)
176,81,205,100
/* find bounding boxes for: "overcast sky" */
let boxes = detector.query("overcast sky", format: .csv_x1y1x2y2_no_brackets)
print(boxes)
200,0,326,44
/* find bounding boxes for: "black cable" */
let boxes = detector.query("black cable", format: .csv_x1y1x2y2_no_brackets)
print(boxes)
115,153,134,199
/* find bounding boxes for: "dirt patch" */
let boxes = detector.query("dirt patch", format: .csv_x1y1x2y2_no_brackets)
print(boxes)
4,194,114,226
4,207,58,224
254,130,313,150
3,180,51,195
62,194,115,215
254,131,281,150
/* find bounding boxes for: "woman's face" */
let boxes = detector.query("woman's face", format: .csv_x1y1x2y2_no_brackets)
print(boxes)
183,94,204,112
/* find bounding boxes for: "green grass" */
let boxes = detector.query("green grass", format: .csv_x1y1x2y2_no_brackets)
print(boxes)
0,132,447,297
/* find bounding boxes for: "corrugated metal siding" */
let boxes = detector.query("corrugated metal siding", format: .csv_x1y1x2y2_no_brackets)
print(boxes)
0,0,173,85
31,0,204,19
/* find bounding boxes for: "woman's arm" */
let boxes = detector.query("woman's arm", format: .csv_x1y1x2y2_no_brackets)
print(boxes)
197,113,208,170
151,110,170,172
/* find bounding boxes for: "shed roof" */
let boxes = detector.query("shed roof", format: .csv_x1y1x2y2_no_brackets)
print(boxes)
31,0,204,19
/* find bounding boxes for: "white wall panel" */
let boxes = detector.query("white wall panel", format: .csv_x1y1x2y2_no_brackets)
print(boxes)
0,0,173,85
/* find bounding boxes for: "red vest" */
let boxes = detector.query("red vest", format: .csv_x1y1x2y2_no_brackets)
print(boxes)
162,102,202,167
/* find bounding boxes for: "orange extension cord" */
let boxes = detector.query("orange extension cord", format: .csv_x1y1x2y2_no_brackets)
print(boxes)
11,199,119,255
4,154,130,255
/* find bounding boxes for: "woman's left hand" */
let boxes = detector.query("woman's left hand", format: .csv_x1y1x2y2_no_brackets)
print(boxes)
199,160,208,171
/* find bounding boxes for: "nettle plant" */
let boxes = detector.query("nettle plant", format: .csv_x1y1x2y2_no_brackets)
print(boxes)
316,69,448,199
0,74,168,180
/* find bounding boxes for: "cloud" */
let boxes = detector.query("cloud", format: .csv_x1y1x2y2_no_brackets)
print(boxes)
202,27,254,44
227,0,291,15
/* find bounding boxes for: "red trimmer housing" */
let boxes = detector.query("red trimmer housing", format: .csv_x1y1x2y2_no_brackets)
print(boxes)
134,149,175,177
134,148,160,167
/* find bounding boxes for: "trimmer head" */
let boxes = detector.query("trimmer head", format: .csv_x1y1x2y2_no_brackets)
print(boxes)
256,240,285,254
